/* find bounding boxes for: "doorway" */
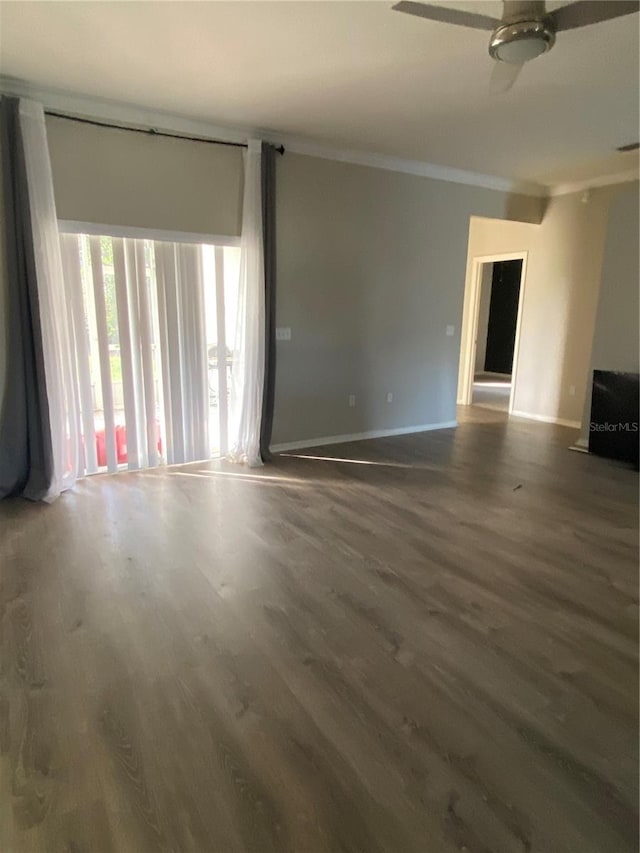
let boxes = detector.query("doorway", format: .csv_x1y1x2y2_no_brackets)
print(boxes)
473,259,521,411
457,252,527,414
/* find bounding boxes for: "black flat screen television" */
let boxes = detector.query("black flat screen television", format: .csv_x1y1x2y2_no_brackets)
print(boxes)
588,370,639,469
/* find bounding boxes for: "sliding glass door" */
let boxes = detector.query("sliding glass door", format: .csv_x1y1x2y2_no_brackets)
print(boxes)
60,231,240,475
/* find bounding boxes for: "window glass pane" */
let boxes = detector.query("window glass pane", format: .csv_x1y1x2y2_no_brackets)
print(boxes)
78,235,103,441
100,236,124,430
224,247,241,350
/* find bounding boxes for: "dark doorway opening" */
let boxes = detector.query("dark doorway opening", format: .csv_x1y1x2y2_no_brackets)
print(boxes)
484,259,522,375
472,258,523,412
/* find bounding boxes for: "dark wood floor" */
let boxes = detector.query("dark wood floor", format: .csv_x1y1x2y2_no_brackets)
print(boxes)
1,406,638,852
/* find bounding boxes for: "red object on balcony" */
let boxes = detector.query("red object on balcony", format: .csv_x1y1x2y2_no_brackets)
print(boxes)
95,429,107,467
94,422,162,467
115,425,128,463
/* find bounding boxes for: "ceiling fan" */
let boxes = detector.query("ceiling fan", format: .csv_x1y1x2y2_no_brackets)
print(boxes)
392,0,640,92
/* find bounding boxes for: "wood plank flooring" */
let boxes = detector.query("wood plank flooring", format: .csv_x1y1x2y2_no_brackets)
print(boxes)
1,406,638,852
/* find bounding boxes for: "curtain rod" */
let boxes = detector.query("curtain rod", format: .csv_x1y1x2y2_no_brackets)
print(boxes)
44,110,285,155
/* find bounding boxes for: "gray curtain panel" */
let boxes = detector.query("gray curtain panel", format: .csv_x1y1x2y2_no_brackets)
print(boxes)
0,96,53,500
259,143,278,461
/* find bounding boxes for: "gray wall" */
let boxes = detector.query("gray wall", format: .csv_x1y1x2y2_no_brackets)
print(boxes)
580,181,639,439
272,152,528,446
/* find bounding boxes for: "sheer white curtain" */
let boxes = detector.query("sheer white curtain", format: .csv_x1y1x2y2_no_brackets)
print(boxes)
155,241,209,464
19,99,80,500
228,139,265,467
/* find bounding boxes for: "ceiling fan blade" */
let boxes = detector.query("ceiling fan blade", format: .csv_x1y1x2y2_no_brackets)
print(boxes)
392,2,500,31
549,0,640,31
490,60,524,93
502,1,546,23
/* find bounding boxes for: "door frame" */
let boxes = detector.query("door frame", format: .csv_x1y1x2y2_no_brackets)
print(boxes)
457,251,528,414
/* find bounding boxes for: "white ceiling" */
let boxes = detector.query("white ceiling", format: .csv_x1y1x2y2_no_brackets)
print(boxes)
1,1,638,188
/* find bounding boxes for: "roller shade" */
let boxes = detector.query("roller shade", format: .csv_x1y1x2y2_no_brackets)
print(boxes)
46,116,244,237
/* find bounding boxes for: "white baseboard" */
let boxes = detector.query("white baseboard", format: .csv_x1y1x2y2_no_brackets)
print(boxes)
271,420,458,453
511,410,581,429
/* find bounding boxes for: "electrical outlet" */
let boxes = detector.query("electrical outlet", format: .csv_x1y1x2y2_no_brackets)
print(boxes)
569,385,576,396
446,325,455,337
386,392,393,403
348,394,356,408
275,327,292,341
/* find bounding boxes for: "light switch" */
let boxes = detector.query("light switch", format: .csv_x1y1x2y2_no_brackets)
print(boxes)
276,327,292,341
446,325,455,337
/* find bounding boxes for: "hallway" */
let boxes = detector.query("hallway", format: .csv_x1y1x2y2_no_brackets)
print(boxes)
472,372,511,413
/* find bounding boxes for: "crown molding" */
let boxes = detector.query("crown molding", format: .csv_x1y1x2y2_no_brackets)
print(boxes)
271,133,548,197
0,75,252,146
549,169,640,197
5,76,635,200
1,75,551,198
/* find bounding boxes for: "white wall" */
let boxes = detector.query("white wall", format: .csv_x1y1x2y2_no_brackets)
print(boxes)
460,186,618,428
580,181,639,440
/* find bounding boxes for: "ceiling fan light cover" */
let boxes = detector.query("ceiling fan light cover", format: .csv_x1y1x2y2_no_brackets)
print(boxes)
489,21,555,64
